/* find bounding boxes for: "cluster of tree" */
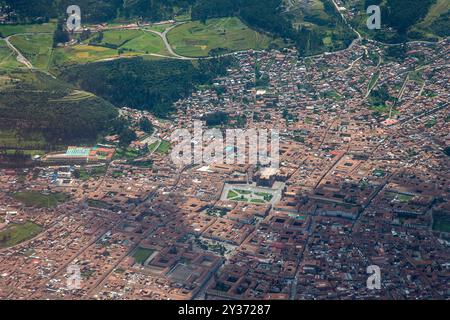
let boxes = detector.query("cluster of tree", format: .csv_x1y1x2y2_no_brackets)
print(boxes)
0,71,118,146
59,56,235,118
139,118,154,134
108,117,137,146
369,84,392,106
53,19,70,47
192,0,294,39
203,111,229,127
384,44,407,61
3,0,56,23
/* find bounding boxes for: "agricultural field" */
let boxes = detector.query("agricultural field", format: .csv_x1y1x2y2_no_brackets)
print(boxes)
0,221,43,248
9,34,53,70
167,17,277,57
143,23,175,33
51,30,168,68
50,44,138,68
11,191,70,208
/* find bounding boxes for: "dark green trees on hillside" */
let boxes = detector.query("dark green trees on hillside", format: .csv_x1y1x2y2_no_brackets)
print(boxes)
59,57,234,117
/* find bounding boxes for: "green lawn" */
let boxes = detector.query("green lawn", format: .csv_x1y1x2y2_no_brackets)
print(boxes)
0,221,42,248
155,140,171,154
167,17,276,57
227,188,274,204
385,192,414,203
132,247,154,265
94,29,143,47
9,34,53,70
12,191,69,208
0,22,56,37
227,190,239,199
86,29,168,55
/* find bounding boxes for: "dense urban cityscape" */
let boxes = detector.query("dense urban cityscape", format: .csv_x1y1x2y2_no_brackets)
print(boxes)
0,0,448,303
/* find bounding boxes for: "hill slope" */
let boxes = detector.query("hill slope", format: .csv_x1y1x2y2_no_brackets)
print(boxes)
0,70,118,147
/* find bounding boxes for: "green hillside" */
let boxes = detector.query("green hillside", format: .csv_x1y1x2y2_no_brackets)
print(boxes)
0,70,118,148
348,0,449,42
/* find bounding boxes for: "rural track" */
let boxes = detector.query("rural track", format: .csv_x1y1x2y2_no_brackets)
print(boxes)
4,35,33,69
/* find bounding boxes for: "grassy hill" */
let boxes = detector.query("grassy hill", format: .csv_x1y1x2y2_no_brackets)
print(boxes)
167,17,282,57
0,70,118,150
281,0,357,54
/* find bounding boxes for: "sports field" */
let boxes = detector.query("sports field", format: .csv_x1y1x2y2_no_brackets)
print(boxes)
167,17,276,57
132,247,155,265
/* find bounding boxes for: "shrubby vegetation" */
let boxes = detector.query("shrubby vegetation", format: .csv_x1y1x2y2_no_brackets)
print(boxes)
3,0,193,23
59,56,235,117
0,70,118,145
191,0,355,55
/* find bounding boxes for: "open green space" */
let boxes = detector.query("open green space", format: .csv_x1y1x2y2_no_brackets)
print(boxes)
51,30,168,68
10,34,53,70
0,221,43,248
227,188,274,204
0,22,56,37
51,44,139,68
155,140,171,154
0,41,21,69
132,247,155,265
433,213,450,233
167,17,276,57
87,199,111,209
227,190,238,199
76,166,107,181
11,191,69,208
114,147,141,161
121,31,169,55
385,191,415,203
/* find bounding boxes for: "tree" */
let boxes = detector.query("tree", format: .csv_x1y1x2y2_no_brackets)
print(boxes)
53,20,70,47
139,118,154,134
119,128,137,146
